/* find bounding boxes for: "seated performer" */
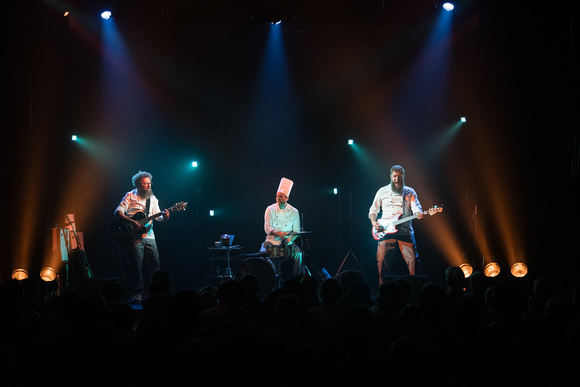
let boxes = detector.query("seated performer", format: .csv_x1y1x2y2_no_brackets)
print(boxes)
261,177,302,280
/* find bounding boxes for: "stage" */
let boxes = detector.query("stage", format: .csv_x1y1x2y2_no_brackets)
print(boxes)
3,1,580,297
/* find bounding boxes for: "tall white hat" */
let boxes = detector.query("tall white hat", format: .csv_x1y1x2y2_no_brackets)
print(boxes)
277,177,294,197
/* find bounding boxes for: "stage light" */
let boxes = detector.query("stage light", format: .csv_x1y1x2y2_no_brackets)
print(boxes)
101,11,112,20
64,11,69,17
510,262,528,278
71,135,78,141
209,210,214,216
348,139,354,145
459,263,473,278
443,2,454,11
11,269,29,281
192,161,198,167
461,117,467,122
484,262,501,277
333,188,338,195
40,267,57,282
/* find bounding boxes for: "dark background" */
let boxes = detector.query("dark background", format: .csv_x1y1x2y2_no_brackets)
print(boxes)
3,0,579,293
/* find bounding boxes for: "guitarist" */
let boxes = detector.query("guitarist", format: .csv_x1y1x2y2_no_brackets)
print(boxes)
368,165,423,285
115,171,169,303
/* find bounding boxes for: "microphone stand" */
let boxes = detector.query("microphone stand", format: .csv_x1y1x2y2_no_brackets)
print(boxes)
65,215,94,288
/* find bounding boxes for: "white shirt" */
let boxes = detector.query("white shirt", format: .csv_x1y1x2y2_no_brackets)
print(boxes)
368,185,422,236
263,202,300,246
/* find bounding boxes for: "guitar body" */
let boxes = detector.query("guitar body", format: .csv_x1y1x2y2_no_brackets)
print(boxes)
372,216,401,241
110,212,151,245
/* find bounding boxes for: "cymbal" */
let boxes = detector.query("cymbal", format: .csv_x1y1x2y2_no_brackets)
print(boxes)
288,231,314,235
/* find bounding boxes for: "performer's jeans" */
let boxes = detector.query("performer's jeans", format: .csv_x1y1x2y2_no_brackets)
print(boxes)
130,238,160,294
376,236,418,285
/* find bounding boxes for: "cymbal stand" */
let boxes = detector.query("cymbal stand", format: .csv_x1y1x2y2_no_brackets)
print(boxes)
296,213,311,277
296,235,311,277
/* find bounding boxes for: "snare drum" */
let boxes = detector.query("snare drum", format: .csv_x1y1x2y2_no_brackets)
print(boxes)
270,245,289,259
267,243,297,259
238,258,276,299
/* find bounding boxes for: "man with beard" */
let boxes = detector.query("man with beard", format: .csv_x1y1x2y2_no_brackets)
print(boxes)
261,177,302,282
115,171,169,303
369,165,423,285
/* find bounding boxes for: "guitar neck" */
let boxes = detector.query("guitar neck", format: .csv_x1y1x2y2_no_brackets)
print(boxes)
134,202,187,226
139,210,169,225
391,210,427,226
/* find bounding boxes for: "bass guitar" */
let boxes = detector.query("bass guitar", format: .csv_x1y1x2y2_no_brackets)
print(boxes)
372,205,442,241
111,201,187,245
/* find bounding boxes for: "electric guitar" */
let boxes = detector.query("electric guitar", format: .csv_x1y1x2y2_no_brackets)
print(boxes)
111,201,188,245
372,205,443,241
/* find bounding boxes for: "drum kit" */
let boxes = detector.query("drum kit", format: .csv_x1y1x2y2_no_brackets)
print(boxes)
208,231,313,299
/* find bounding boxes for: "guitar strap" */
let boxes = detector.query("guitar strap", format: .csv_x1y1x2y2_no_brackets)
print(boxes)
140,198,153,237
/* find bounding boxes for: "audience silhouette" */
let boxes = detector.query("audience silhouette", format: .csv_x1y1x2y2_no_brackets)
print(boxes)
1,266,579,386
